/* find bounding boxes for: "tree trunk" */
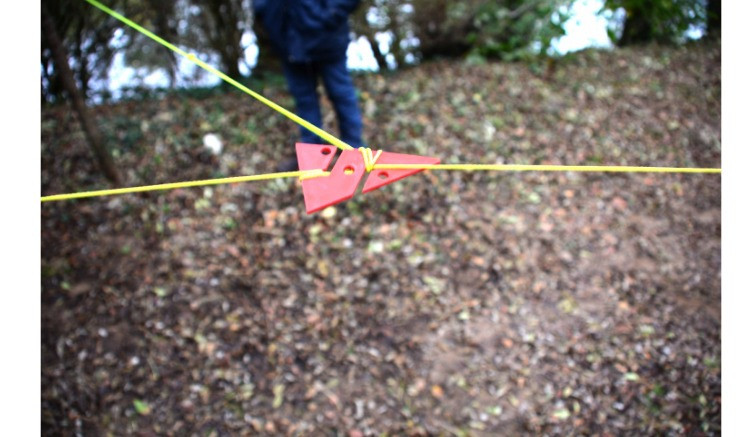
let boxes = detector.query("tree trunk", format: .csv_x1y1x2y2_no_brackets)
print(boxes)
148,0,179,87
42,5,122,186
616,4,656,46
368,37,388,70
221,47,243,80
203,0,244,80
413,0,473,60
251,19,283,77
707,0,720,38
351,1,389,70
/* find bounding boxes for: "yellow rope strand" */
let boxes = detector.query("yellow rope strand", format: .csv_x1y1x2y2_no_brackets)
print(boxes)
40,170,328,202
359,147,383,171
373,163,721,174
39,157,720,203
83,0,353,152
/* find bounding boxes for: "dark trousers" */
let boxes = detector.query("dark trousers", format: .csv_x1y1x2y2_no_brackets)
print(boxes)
282,57,364,148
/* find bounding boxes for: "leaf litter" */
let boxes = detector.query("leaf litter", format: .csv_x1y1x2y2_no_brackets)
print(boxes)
42,41,720,435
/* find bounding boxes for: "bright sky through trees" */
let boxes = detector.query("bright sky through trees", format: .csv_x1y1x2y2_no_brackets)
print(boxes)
99,0,699,101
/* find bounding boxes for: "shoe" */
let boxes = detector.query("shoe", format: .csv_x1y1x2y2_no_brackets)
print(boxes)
277,156,299,172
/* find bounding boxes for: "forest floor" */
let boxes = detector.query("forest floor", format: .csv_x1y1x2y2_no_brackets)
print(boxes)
41,40,721,436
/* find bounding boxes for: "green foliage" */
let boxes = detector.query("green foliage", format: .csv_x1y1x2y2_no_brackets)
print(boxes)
468,0,573,61
410,0,572,63
601,0,706,45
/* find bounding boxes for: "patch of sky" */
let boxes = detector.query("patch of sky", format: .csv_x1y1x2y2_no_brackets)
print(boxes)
550,0,617,54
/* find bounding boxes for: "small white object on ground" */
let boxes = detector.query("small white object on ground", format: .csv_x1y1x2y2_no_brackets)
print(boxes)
203,133,223,155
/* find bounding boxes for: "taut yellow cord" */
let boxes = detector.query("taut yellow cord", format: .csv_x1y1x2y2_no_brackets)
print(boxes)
40,170,328,202
83,0,354,152
373,163,721,173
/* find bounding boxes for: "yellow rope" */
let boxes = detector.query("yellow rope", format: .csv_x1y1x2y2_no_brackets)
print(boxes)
373,163,721,174
359,147,382,171
40,170,328,202
83,0,353,152
40,155,720,202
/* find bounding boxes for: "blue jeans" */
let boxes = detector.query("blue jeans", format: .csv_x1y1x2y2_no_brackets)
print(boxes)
282,57,364,148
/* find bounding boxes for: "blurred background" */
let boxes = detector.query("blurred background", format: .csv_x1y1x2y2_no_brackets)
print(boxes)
41,0,721,435
41,0,714,104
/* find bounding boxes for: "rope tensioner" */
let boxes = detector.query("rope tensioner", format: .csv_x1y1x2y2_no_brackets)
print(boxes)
295,143,441,214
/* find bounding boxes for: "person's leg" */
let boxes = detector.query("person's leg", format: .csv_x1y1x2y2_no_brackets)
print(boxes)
282,61,323,144
319,57,364,148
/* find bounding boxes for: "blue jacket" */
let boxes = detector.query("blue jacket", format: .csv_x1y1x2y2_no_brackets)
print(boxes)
254,0,361,63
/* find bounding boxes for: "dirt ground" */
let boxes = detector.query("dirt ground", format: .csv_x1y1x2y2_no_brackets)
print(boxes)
41,40,720,435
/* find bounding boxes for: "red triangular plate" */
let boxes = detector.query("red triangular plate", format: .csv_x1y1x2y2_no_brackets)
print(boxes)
362,151,440,193
297,147,366,214
295,143,337,171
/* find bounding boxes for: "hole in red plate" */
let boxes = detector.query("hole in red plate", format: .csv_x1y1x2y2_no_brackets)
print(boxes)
344,165,355,175
378,171,389,180
321,147,331,155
